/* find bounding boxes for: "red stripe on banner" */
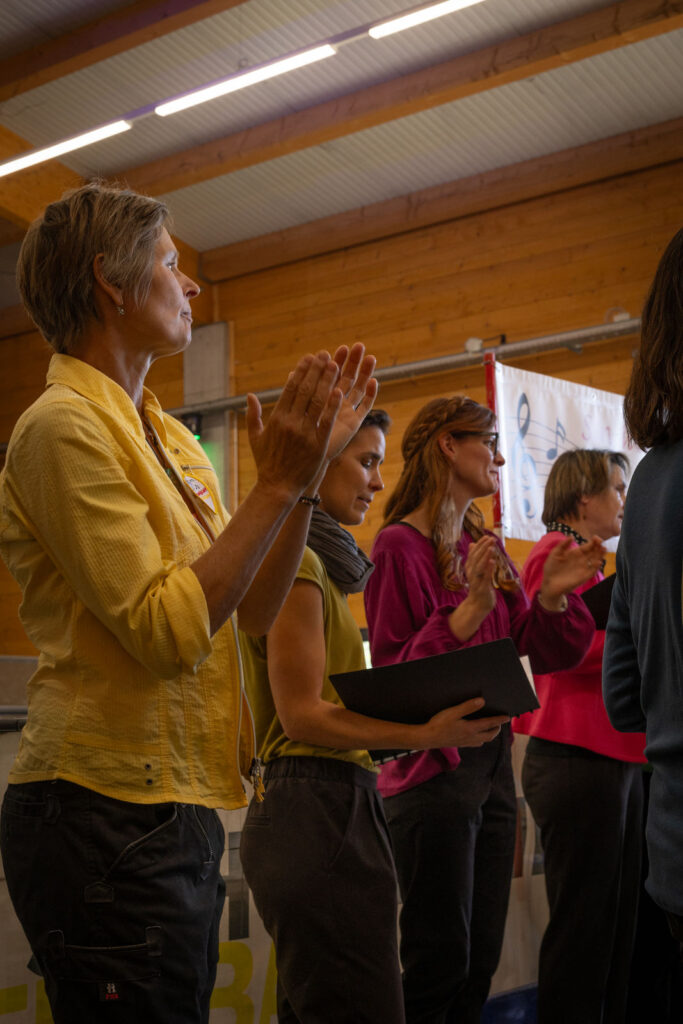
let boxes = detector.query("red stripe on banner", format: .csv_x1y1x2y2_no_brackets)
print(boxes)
484,352,503,537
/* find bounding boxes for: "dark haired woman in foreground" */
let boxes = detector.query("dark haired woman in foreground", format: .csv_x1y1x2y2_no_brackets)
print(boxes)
365,395,604,1023
515,448,645,1024
604,226,683,964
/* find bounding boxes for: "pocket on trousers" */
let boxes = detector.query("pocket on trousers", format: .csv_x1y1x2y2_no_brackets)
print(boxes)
42,926,163,1006
242,797,271,829
324,785,358,872
98,802,179,879
1,784,58,838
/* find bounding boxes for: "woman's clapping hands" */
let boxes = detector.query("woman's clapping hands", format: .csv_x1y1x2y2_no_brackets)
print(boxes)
539,535,607,611
246,343,377,501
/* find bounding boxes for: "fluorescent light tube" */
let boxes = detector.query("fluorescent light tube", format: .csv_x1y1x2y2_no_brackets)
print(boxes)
369,0,486,39
155,44,336,117
0,121,132,178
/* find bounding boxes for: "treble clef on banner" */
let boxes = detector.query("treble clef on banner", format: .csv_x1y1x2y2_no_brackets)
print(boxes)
511,392,538,519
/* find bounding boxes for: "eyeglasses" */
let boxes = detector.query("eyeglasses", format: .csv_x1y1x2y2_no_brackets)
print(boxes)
450,431,499,456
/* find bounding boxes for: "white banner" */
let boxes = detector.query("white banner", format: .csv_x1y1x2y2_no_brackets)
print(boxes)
494,362,643,543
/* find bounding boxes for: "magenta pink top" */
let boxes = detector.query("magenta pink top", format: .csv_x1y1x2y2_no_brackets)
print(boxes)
365,523,597,796
513,531,646,763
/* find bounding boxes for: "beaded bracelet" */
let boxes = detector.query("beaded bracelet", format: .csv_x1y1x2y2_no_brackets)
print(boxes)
298,493,321,507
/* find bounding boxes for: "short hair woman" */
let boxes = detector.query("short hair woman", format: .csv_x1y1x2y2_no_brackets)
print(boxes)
0,181,377,1024
515,448,646,1024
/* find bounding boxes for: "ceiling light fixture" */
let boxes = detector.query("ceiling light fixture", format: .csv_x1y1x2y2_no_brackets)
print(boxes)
154,44,337,117
368,0,486,39
0,0,484,178
0,120,131,178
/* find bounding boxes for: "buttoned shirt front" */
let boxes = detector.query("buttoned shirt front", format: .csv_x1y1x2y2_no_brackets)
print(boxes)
0,354,250,808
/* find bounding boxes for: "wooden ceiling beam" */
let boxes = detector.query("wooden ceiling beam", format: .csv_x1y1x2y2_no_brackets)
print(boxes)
0,125,213,326
124,0,683,197
0,126,82,227
0,0,251,103
200,116,683,281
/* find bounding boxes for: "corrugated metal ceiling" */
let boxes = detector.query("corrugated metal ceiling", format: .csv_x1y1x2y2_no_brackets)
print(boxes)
0,0,681,307
0,0,612,165
161,29,683,249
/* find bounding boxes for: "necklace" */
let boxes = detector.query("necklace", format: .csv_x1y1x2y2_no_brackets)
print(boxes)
140,415,213,540
140,415,166,462
546,520,605,572
545,520,586,546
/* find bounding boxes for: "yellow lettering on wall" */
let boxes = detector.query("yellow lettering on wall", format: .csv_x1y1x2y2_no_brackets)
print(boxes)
210,940,254,1023
0,984,27,1014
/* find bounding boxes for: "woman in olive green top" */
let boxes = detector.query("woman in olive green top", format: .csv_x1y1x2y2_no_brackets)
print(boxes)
239,411,508,1024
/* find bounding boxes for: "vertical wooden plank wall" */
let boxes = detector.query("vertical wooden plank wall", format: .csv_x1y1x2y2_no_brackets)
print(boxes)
1,158,682,650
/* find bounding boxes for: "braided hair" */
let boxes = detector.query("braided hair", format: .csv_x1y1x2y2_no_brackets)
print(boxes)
382,396,517,592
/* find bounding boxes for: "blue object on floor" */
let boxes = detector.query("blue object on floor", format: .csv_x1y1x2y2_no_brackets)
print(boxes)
481,984,537,1023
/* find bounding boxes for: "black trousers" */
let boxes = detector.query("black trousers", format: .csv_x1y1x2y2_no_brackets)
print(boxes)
522,746,643,1024
1,780,225,1024
626,769,683,1023
240,756,404,1024
384,731,517,1024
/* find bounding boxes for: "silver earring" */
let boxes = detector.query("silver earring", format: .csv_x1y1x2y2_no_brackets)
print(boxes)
117,306,125,316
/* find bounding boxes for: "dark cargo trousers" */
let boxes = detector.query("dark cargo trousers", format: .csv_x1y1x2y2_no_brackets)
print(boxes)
1,779,225,1024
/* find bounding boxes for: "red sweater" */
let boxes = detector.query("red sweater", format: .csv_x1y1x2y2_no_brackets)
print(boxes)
513,531,646,763
366,524,598,796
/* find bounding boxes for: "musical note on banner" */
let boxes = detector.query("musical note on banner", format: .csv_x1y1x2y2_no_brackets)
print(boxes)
495,361,642,542
546,418,567,460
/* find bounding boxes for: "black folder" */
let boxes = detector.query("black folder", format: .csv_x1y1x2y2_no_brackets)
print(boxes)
580,574,615,630
330,637,539,763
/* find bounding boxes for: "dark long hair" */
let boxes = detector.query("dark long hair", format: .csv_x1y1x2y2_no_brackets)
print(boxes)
624,227,683,448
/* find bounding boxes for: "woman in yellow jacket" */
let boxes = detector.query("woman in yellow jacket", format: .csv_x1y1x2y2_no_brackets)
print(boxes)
0,181,376,1024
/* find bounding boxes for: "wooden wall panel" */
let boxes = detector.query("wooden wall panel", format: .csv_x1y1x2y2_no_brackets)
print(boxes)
217,163,676,395
223,162,680,629
1,158,680,652
0,330,52,442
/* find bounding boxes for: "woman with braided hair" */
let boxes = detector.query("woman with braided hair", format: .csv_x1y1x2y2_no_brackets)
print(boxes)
364,395,604,1024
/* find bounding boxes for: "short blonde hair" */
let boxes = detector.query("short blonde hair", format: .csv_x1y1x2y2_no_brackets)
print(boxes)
17,181,169,353
542,449,629,524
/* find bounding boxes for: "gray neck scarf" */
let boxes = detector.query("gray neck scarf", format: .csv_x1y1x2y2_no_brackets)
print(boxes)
307,508,374,594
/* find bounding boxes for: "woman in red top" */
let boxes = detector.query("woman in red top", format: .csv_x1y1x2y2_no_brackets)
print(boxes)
514,449,646,1024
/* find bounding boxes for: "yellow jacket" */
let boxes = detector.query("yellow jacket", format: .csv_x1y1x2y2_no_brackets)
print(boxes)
0,354,251,808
